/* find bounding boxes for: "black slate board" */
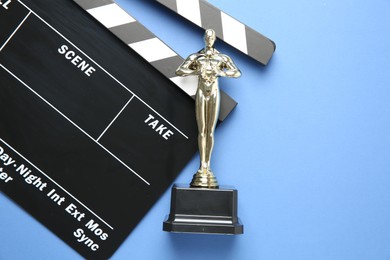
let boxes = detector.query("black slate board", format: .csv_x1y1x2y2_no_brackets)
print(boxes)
0,0,198,258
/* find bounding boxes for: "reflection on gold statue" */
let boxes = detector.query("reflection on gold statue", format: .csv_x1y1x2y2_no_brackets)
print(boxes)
176,29,241,188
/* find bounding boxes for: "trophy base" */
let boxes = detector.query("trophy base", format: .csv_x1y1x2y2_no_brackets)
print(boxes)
163,184,243,235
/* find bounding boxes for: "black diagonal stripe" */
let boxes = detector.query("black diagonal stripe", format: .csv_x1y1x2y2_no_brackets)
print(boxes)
156,0,177,12
151,55,183,79
110,22,155,45
245,26,276,65
199,1,223,38
219,91,238,121
73,0,113,10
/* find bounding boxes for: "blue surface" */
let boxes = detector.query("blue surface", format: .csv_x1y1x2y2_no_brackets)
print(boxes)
1,0,390,259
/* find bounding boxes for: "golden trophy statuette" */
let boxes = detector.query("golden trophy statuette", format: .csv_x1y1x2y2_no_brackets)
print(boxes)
176,29,241,188
163,29,243,235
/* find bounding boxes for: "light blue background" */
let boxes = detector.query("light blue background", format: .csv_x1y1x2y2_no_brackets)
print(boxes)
1,0,390,259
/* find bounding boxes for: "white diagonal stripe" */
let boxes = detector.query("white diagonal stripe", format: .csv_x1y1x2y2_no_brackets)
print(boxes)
176,0,202,27
129,38,177,62
87,3,135,28
221,12,248,54
170,76,198,96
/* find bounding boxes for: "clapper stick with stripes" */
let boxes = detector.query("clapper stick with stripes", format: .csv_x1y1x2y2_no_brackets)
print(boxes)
73,0,275,121
74,0,235,121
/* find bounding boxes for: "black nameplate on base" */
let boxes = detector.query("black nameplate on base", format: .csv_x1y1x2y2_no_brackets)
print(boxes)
163,184,243,235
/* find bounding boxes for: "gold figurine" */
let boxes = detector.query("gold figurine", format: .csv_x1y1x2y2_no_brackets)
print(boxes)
176,29,241,188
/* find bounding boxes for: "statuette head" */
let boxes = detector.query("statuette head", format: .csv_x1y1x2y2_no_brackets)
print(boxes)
204,29,216,48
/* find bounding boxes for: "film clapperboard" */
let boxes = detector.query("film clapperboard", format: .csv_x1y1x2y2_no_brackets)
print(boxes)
0,0,275,258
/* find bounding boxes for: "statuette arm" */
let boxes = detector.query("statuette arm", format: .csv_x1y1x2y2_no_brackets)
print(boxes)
219,55,241,78
176,54,200,76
